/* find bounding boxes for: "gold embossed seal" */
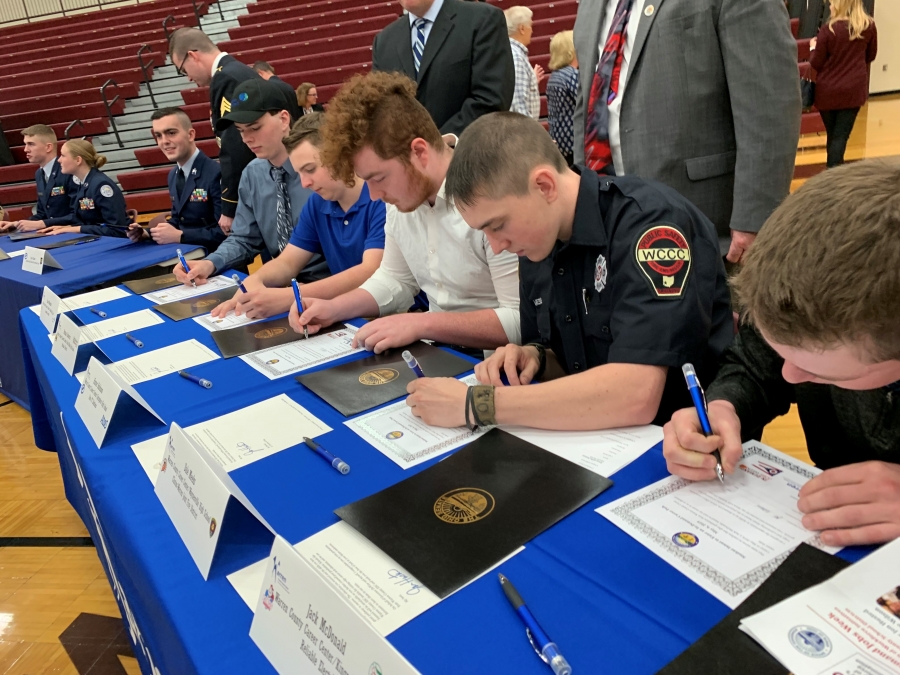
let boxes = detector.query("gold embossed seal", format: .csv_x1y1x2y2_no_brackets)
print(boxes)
434,488,495,524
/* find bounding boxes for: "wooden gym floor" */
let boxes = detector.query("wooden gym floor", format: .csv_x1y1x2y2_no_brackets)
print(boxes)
1,92,899,674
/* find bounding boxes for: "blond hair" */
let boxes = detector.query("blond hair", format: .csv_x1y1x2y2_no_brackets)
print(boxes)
63,139,107,169
21,124,57,144
828,0,873,40
734,160,900,361
548,30,575,71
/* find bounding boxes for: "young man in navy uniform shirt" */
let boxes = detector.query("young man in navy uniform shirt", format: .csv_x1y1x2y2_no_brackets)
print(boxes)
0,124,77,233
211,112,385,320
407,113,734,430
127,108,224,252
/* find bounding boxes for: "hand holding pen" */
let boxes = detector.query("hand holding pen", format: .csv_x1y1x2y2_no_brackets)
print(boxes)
176,248,196,288
681,364,724,483
291,279,309,340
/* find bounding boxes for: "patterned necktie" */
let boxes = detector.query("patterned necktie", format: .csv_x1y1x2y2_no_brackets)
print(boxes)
270,166,293,254
584,0,635,175
175,168,185,201
412,18,428,73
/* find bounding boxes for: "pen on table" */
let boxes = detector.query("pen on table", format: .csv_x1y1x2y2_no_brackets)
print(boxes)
232,273,248,294
176,248,196,288
681,363,724,483
89,307,107,318
498,574,571,675
125,333,144,348
178,369,212,389
402,350,426,378
303,436,349,475
291,278,309,340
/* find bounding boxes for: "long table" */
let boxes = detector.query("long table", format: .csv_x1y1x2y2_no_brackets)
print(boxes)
0,232,200,410
19,287,870,675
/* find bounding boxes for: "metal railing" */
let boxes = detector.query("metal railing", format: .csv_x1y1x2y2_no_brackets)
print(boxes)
162,13,175,41
136,43,157,108
100,79,123,148
64,119,86,140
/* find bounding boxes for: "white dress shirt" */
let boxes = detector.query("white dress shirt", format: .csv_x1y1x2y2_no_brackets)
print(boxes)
360,180,521,345
211,51,228,79
407,0,444,52
598,0,646,175
41,158,55,181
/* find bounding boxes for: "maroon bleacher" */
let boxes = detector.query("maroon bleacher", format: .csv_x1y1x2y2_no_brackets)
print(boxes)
0,57,161,93
134,139,220,168
0,40,169,77
4,118,109,148
220,14,396,49
1,72,147,101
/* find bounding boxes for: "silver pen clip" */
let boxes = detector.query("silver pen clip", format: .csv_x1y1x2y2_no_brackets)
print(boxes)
526,628,549,663
582,289,590,315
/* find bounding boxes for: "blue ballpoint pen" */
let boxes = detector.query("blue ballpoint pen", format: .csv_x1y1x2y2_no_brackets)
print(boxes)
125,333,144,348
303,437,350,475
402,350,426,378
682,363,725,483
499,574,572,675
291,278,309,340
179,370,212,389
89,307,107,318
232,274,248,294
176,248,196,288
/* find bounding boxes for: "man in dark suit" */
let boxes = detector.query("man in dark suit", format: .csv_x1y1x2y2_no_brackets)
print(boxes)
169,28,261,235
128,108,225,252
372,0,514,138
252,61,302,121
0,124,77,232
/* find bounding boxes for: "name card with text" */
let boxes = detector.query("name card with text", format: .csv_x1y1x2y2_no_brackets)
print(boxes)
40,286,66,332
74,356,165,447
22,246,62,275
155,423,275,579
51,313,84,375
250,536,422,675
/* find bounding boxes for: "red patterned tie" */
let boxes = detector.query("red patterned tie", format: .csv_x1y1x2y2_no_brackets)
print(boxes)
584,0,635,175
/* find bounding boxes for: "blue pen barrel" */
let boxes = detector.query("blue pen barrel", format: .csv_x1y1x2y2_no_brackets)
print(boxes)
687,386,713,435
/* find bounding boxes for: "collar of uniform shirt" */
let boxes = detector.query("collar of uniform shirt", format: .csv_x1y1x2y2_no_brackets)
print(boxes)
211,51,228,79
42,158,56,180
177,147,201,177
408,0,444,25
561,167,610,249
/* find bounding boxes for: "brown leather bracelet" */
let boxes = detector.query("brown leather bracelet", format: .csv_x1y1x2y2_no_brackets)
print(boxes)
471,385,496,426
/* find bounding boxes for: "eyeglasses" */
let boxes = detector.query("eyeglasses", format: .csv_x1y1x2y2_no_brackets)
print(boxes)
174,50,195,76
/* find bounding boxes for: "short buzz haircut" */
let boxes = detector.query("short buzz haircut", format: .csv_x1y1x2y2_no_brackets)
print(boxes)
168,27,216,58
150,107,193,130
734,160,900,362
21,124,57,143
445,112,566,208
253,60,275,74
320,72,444,186
283,112,324,153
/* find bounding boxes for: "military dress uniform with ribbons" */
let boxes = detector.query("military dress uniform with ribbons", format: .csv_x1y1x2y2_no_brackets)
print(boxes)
28,157,78,226
166,150,225,252
72,168,130,237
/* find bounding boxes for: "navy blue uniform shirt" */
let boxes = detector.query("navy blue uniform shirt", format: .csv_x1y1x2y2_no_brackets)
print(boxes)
73,167,130,237
167,149,225,253
30,157,78,226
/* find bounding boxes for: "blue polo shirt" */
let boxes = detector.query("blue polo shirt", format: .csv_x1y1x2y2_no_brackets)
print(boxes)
288,183,386,273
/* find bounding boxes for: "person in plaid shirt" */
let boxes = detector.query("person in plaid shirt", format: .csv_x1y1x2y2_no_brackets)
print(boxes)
505,6,545,119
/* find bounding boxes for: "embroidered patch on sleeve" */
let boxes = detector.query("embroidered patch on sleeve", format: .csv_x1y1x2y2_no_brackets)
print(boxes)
634,225,691,298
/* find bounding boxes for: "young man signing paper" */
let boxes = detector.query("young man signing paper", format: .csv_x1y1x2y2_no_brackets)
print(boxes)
405,112,733,430
663,161,900,547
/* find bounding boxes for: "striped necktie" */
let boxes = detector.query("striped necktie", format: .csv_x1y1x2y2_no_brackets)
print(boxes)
412,18,428,73
269,166,293,254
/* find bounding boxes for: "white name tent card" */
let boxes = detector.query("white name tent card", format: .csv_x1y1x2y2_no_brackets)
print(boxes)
22,246,62,274
51,313,98,376
249,535,422,675
154,423,275,580
40,286,66,332
74,356,165,448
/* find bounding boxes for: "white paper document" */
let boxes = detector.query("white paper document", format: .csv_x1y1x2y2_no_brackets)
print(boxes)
131,394,331,480
597,441,841,608
79,309,164,342
30,286,130,316
143,275,236,304
741,538,900,675
502,424,662,478
108,339,219,385
346,374,485,468
241,325,362,380
3,249,26,258
192,310,264,331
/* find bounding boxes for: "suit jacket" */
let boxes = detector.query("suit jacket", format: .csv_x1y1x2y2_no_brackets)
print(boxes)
73,167,130,237
167,150,226,253
30,158,78,226
572,0,801,241
269,76,301,121
372,0,514,136
210,54,262,219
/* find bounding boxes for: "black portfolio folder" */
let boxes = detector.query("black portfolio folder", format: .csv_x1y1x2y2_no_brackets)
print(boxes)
212,317,348,358
336,428,613,598
124,273,180,295
151,287,238,321
296,342,474,416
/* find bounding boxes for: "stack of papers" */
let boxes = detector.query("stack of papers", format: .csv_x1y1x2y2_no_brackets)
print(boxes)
143,275,236,304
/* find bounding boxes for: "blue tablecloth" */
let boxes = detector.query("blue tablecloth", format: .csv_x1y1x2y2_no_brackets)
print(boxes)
0,232,200,410
19,294,871,675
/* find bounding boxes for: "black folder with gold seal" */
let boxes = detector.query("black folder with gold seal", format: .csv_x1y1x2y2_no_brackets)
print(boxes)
151,286,238,321
296,342,474,416
335,428,613,598
212,317,349,358
124,273,180,295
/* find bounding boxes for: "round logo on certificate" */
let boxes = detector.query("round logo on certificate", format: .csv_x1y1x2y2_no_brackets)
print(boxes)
358,368,399,385
209,517,217,538
368,664,383,675
788,626,832,658
255,327,287,339
385,431,404,440
434,488,495,525
671,532,699,548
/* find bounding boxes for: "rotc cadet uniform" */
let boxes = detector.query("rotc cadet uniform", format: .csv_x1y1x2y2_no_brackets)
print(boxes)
28,157,77,226
166,148,225,252
520,166,734,425
72,167,130,237
210,54,262,220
